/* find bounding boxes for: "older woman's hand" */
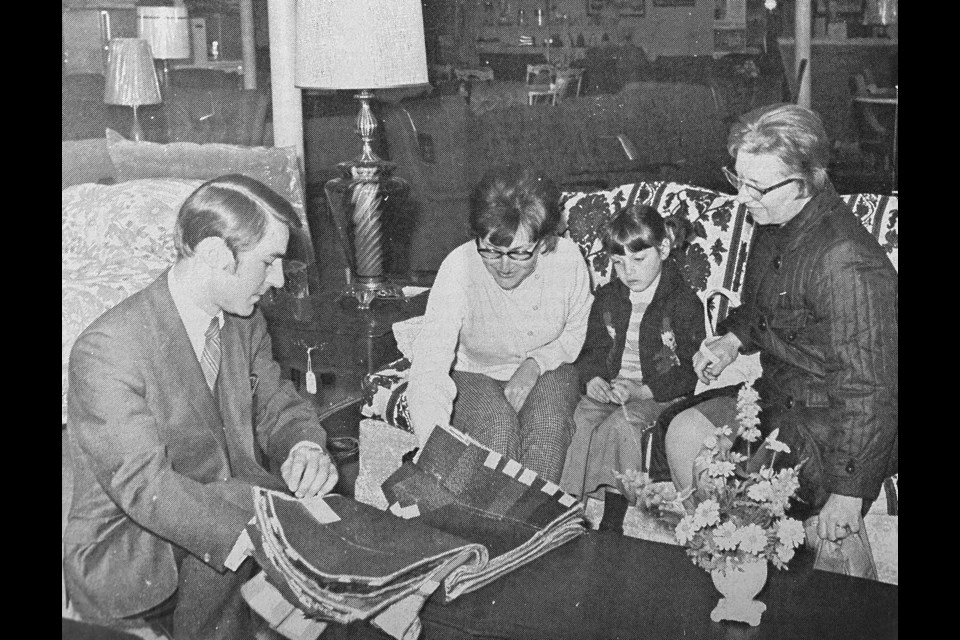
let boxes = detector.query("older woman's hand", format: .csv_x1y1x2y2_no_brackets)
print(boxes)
693,333,742,384
505,358,541,412
816,493,864,542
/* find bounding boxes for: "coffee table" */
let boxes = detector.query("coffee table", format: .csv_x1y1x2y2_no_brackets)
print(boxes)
324,532,897,640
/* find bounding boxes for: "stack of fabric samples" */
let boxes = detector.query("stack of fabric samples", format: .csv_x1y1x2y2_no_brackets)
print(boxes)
381,425,587,600
245,425,586,638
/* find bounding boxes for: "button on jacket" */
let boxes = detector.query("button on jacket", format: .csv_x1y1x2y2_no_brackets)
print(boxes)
719,185,898,509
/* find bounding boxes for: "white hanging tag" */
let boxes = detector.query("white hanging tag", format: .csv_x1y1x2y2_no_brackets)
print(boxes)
305,347,317,394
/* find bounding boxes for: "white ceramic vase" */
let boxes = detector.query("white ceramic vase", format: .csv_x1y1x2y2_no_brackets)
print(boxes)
709,556,768,626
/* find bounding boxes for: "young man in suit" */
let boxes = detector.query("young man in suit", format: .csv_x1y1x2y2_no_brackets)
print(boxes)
64,175,338,640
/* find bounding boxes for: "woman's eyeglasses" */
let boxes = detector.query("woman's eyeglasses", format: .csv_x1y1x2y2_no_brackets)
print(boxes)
722,167,800,199
475,238,540,261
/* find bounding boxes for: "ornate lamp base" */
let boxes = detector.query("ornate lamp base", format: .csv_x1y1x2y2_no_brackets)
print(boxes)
342,278,407,310
324,89,413,310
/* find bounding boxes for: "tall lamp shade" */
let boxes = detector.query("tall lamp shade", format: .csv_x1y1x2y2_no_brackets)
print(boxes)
295,0,429,308
137,4,190,92
104,38,162,142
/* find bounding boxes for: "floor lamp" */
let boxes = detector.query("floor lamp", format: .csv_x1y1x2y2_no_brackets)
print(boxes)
137,5,191,95
295,0,429,309
104,38,162,143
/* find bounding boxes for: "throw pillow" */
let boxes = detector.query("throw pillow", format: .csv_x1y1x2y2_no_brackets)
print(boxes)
105,129,308,235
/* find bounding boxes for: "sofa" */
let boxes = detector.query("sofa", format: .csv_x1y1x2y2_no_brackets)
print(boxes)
355,179,899,584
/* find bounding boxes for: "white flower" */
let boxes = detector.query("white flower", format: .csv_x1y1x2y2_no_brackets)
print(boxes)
675,516,696,545
765,430,791,454
693,499,721,529
741,425,761,442
747,480,772,502
708,460,736,478
776,518,805,549
715,425,732,438
702,435,719,450
735,523,768,555
776,545,795,564
712,522,739,551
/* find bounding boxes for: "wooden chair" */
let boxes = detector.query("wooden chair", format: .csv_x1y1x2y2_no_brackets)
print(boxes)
526,63,557,105
556,67,584,99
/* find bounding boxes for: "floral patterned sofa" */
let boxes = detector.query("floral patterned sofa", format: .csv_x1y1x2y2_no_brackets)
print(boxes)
355,180,899,584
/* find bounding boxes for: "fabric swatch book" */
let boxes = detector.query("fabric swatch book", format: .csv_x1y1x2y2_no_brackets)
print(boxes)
245,425,586,637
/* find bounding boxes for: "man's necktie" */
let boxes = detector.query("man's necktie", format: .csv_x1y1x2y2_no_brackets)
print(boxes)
201,317,222,392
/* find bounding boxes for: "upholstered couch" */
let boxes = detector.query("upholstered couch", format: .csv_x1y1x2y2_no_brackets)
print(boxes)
355,180,899,584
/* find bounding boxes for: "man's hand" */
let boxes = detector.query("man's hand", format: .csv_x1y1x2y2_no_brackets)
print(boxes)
281,446,339,499
586,376,614,403
693,333,742,384
610,378,652,404
504,358,541,412
815,493,864,542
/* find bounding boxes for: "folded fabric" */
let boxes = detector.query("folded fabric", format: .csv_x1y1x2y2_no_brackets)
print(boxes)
381,425,587,600
248,490,485,626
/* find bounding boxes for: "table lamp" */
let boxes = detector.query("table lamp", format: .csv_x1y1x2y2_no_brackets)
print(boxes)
295,0,429,309
137,5,191,93
104,38,162,143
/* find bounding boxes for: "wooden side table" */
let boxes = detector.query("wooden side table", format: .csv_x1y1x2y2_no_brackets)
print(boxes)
261,286,429,417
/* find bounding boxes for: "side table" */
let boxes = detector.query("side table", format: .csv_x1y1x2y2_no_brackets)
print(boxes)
261,286,429,417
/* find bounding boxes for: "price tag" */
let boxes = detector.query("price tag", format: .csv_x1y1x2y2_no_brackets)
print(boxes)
305,347,317,394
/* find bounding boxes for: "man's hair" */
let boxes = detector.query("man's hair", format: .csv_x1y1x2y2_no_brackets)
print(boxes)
603,203,693,255
727,103,831,196
174,174,302,260
469,166,562,253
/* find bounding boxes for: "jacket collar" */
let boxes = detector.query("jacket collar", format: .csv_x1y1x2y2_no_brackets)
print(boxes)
609,254,684,306
778,181,840,251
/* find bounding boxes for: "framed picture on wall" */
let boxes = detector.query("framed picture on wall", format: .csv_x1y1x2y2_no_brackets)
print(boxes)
653,0,696,6
614,1,646,16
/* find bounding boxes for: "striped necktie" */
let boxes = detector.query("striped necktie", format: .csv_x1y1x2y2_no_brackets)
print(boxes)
201,316,222,392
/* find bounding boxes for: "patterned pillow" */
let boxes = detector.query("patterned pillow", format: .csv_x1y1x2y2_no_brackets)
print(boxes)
62,178,203,424
105,129,310,243
842,193,898,273
360,357,413,433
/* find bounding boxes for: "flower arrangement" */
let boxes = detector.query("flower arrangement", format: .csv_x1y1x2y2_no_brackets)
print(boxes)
673,379,806,574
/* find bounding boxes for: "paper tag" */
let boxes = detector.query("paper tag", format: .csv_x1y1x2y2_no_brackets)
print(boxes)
483,450,502,469
558,493,577,507
305,370,317,395
540,481,560,495
502,460,522,478
301,495,340,524
518,469,538,486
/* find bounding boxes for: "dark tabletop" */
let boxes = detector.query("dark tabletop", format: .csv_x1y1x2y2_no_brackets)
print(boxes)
325,530,897,640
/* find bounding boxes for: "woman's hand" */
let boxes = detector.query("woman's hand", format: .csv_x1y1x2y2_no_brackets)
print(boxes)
815,493,864,542
610,378,652,404
586,377,614,403
693,333,742,384
504,358,541,412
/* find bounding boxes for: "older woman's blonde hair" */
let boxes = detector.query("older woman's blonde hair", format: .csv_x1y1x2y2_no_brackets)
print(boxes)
727,103,831,196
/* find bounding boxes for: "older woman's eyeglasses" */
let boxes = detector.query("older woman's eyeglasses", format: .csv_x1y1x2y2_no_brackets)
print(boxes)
722,167,800,199
475,238,540,261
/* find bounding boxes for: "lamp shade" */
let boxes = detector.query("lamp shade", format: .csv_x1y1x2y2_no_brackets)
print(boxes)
295,0,429,90
137,5,191,60
104,38,162,106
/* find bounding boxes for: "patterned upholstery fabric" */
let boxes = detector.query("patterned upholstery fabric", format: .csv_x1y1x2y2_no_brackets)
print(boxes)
62,179,204,423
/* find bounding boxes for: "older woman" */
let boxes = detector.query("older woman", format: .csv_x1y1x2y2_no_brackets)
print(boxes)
665,104,898,544
406,167,592,482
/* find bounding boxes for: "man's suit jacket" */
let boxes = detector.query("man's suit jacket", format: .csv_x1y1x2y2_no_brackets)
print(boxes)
63,271,328,622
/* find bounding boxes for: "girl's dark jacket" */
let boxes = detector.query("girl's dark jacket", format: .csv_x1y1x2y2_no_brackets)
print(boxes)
574,257,705,403
719,184,898,510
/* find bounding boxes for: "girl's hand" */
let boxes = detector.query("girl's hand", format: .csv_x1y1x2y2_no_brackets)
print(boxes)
586,377,614,403
610,378,652,404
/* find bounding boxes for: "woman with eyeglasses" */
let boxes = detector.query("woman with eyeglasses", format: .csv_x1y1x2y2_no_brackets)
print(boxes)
664,104,898,548
405,167,592,482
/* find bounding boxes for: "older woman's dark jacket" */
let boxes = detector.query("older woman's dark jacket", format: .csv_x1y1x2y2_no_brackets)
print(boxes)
720,184,898,510
575,257,704,403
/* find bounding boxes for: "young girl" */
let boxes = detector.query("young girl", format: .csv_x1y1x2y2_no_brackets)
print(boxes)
559,203,704,533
